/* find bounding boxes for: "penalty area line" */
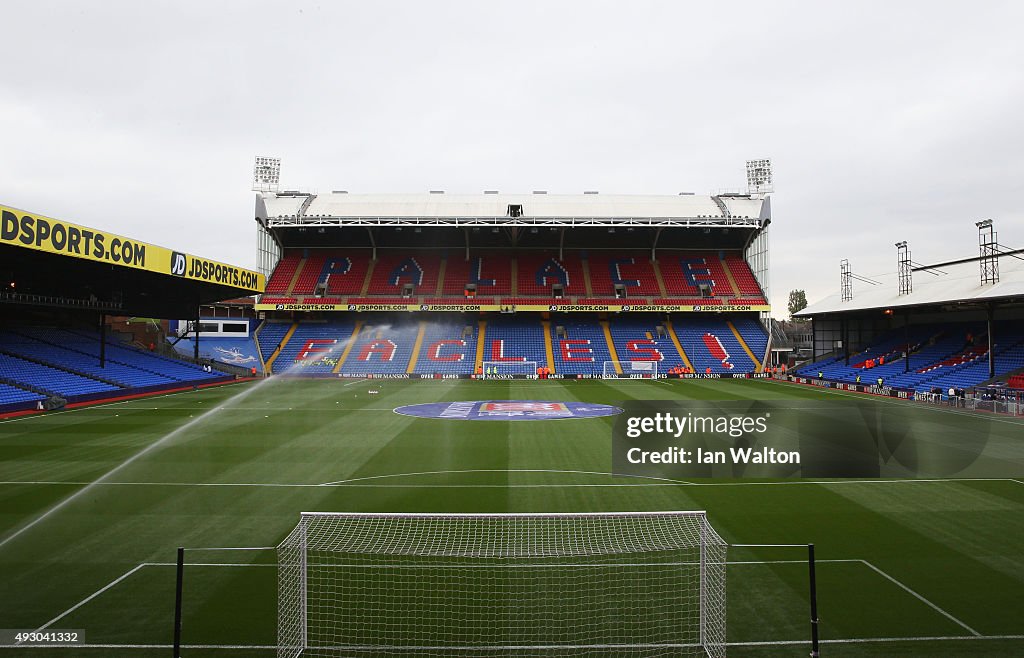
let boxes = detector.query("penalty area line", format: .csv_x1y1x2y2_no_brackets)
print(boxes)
858,559,980,636
4,636,1023,651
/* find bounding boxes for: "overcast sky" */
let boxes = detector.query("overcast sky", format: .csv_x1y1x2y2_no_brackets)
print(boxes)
3,0,1022,317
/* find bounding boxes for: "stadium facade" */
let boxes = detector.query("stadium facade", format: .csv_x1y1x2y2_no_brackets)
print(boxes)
249,190,775,378
0,203,264,414
794,224,1024,399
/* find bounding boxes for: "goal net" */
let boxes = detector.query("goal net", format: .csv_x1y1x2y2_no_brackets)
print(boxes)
603,360,659,379
278,511,727,658
481,361,538,377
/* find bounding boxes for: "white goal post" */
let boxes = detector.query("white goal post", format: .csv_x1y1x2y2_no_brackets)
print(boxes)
278,511,727,658
603,360,659,379
481,360,538,377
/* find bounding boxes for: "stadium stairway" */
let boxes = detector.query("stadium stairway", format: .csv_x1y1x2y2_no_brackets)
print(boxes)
338,320,420,376
412,321,479,376
260,322,297,373
674,316,763,374
728,317,767,371
481,317,548,374
247,316,771,378
274,321,357,374
610,317,690,373
587,252,662,298
548,316,613,376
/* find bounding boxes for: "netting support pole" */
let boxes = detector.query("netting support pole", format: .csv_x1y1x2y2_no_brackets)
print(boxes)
299,517,309,650
699,516,707,651
808,543,820,657
173,546,184,658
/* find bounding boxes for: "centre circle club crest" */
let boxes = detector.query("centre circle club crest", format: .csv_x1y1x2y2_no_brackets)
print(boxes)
394,400,623,421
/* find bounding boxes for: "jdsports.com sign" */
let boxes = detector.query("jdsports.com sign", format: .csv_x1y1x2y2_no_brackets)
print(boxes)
0,203,265,293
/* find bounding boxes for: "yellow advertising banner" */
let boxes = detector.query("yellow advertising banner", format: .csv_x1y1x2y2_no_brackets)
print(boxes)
255,302,771,313
1,204,265,293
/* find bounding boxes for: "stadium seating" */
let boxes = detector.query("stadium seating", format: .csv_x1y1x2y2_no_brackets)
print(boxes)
366,253,441,297
516,252,586,297
324,251,371,296
674,316,760,374
607,317,684,373
291,251,330,296
661,253,732,298
442,252,513,297
587,252,661,297
249,315,770,377
0,331,178,388
257,322,293,365
272,321,356,373
0,328,223,401
550,316,612,375
723,255,764,297
731,316,769,363
413,322,478,375
0,353,120,397
339,321,420,375
264,252,302,294
262,250,765,306
796,323,1024,393
0,383,47,407
423,298,498,307
482,318,548,373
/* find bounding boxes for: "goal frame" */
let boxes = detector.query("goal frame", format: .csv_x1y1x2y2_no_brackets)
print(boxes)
603,360,659,379
481,360,538,378
278,510,726,658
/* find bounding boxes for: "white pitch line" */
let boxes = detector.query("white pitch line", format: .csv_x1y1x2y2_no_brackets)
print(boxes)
35,563,147,632
0,381,256,425
148,562,276,567
342,378,369,387
4,636,1024,650
184,546,277,551
859,559,981,636
319,468,694,487
761,377,1024,427
2,477,1021,489
7,478,697,490
728,635,1024,646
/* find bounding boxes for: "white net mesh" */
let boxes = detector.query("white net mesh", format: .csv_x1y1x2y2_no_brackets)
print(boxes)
278,512,726,658
482,361,538,377
603,361,659,378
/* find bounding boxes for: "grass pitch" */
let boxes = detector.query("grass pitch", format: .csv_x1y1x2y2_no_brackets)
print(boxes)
1,377,1022,657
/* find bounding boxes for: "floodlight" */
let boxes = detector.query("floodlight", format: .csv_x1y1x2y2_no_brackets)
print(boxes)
976,219,993,228
745,159,773,194
252,156,281,192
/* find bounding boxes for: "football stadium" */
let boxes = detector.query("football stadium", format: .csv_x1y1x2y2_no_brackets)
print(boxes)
1,160,1023,658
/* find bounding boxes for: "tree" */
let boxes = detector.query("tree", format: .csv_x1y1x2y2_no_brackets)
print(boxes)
788,289,808,318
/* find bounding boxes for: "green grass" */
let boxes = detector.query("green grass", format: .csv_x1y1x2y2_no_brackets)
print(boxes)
1,377,1022,657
